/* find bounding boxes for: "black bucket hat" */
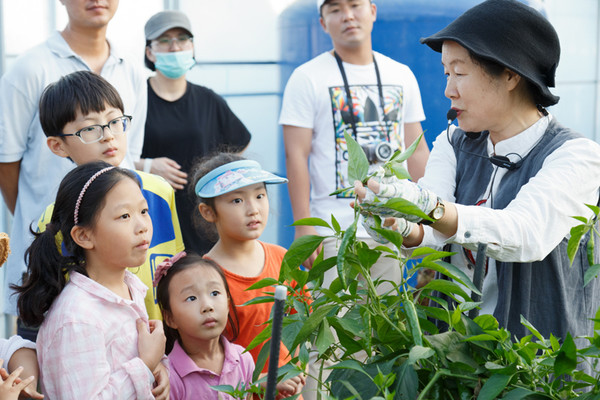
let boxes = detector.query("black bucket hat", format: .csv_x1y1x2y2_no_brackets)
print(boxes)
420,0,560,107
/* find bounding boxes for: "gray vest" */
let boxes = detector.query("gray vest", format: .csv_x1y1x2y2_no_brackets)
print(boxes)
451,119,600,340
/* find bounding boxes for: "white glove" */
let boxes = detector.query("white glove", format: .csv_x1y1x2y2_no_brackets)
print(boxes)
361,214,415,244
360,170,438,223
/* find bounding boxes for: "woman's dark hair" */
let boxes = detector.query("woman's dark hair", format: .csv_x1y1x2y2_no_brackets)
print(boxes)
156,253,239,354
12,161,139,327
144,40,156,71
468,50,542,106
39,71,124,138
188,152,246,242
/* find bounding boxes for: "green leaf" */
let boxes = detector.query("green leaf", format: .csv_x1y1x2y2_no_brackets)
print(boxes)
404,300,423,346
329,186,354,196
245,278,279,291
344,131,369,184
567,224,589,266
408,345,435,365
282,234,326,273
500,387,552,399
388,162,412,180
419,260,481,295
583,264,600,287
372,225,404,250
291,304,336,350
420,279,472,303
337,219,358,289
379,197,431,222
519,315,545,342
246,324,272,352
315,319,336,354
474,314,499,331
477,373,513,400
586,203,600,216
331,214,341,233
554,332,577,376
307,256,337,283
393,361,418,400
291,217,332,229
389,132,422,164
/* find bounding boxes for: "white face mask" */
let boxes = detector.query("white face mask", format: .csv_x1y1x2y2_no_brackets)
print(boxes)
153,50,195,79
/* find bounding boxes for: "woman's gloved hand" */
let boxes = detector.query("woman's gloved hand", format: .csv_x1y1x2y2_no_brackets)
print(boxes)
354,168,439,223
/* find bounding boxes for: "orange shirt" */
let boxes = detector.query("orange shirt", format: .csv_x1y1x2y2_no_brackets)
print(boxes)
206,241,290,372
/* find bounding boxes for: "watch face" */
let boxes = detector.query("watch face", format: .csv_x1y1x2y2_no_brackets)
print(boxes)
432,205,445,220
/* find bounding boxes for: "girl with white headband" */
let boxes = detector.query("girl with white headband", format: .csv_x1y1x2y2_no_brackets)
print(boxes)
192,153,306,398
13,161,167,399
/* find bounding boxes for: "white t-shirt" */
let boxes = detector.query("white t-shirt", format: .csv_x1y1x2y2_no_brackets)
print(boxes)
279,51,425,236
0,31,147,315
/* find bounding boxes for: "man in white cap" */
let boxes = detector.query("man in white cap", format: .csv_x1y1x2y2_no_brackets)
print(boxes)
279,0,429,397
0,0,146,338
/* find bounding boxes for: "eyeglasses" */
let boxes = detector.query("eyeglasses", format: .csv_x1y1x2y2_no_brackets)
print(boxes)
151,34,193,51
56,115,132,144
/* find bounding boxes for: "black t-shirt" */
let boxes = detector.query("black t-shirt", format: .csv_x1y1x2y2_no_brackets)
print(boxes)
141,80,251,255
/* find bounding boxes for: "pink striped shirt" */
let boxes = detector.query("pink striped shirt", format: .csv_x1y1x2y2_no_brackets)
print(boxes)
37,271,155,399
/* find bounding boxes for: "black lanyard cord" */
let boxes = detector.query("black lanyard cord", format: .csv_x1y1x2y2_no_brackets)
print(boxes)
333,51,389,140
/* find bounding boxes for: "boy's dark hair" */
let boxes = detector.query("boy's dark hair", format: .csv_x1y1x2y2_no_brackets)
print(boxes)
189,152,246,242
12,161,138,327
39,71,124,138
156,253,240,354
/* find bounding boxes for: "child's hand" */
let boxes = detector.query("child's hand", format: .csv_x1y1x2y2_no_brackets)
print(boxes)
6,348,43,399
136,319,166,372
0,362,41,400
275,374,306,399
151,362,169,400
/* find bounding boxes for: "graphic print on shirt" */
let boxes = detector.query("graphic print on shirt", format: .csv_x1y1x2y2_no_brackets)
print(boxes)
330,84,404,198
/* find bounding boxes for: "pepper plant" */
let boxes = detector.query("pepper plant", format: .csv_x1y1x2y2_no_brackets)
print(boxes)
217,135,600,399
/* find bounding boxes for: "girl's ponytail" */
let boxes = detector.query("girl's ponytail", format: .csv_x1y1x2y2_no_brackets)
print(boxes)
14,222,86,326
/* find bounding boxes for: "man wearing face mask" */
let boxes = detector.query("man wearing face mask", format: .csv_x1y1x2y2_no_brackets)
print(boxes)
136,10,251,256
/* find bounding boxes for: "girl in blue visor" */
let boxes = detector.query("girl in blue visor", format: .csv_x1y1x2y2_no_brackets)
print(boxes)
191,153,306,398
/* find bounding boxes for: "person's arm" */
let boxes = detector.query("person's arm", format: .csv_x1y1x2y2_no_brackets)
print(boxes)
404,122,430,181
0,162,21,214
7,348,43,400
283,125,321,268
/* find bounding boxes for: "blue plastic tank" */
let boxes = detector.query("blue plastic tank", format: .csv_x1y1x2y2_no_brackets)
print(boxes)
277,0,546,247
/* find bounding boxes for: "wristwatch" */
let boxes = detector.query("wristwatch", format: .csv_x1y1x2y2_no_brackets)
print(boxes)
421,197,445,225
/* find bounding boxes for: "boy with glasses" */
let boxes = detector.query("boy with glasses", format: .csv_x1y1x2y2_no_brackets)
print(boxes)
39,71,184,331
136,11,251,257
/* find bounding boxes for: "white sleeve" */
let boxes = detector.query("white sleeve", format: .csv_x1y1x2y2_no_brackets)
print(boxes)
125,66,147,162
452,138,600,262
401,66,426,124
279,69,316,129
0,336,36,370
415,125,458,250
0,75,37,162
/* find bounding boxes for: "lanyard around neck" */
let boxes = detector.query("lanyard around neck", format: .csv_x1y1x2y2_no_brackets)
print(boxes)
333,51,389,140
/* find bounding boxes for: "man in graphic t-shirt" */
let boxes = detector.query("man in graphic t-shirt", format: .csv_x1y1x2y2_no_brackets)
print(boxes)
279,0,428,397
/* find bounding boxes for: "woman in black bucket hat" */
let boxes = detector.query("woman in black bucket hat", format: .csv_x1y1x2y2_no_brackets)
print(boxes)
355,0,600,351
